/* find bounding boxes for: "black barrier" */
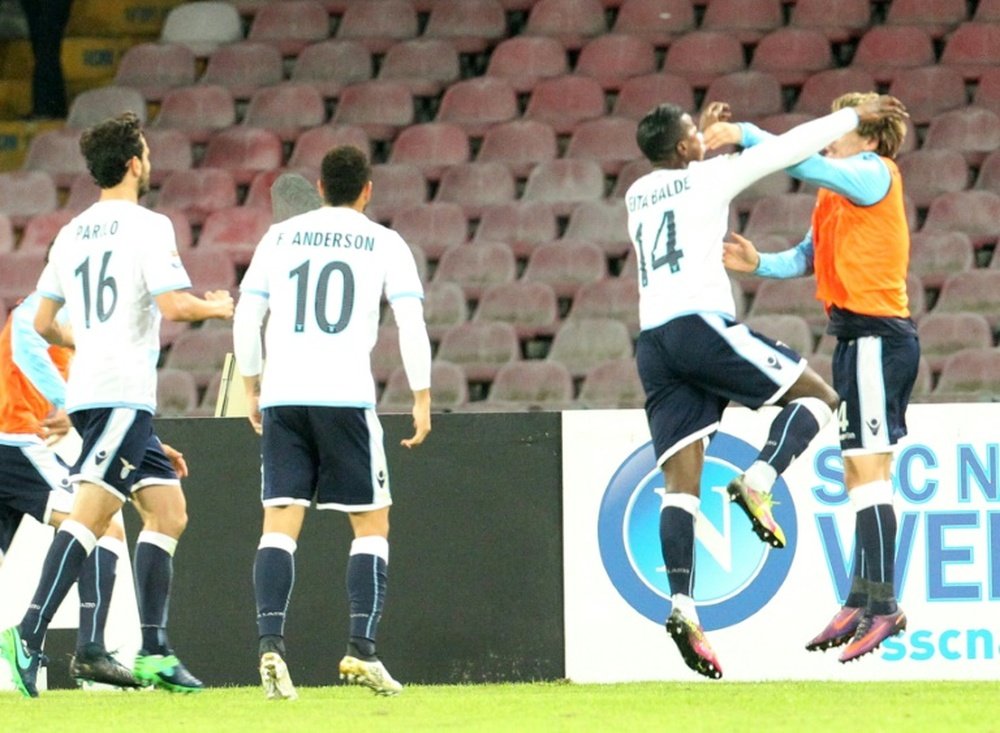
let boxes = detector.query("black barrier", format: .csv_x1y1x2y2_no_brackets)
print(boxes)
150,412,565,686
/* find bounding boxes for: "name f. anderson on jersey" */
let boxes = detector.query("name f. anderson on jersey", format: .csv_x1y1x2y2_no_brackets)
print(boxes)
278,230,376,251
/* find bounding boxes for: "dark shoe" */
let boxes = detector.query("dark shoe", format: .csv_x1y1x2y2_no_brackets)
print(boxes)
0,627,46,698
665,609,723,680
839,609,907,663
70,643,142,688
805,606,865,652
134,650,203,693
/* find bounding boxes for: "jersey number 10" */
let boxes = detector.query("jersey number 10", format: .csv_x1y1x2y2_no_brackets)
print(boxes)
288,259,356,334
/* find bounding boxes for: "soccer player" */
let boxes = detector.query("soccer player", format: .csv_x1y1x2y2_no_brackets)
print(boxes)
0,112,234,698
719,92,915,663
234,145,431,700
0,292,139,689
626,95,907,679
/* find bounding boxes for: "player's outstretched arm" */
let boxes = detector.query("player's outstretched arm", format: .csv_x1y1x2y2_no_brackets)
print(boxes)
156,289,234,323
722,233,760,273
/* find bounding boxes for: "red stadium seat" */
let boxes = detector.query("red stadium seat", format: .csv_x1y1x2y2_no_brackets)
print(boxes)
749,276,827,334
433,241,517,299
422,0,507,54
888,66,968,126
379,361,468,412
17,209,74,252
521,240,607,299
933,270,1000,329
701,0,783,45
473,201,558,259
745,314,814,356
521,159,605,216
703,71,783,124
162,328,233,388
435,77,519,138
485,36,569,93
743,194,817,246
365,163,428,223
547,317,633,378
564,199,631,258
924,190,1000,249
473,280,560,338
750,28,834,87
565,116,640,176
156,169,239,226
611,158,653,198
933,348,1000,401
413,281,468,341
201,42,284,101
0,251,47,308
21,129,86,190
197,206,272,265
243,166,319,213
289,125,371,169
154,85,237,144
201,128,284,185
290,40,373,101
485,360,574,410
940,22,1000,81
973,67,1000,118
156,368,200,417
392,202,468,260
974,0,1000,20
181,249,238,293
113,43,196,102
611,0,695,48
523,0,608,50
476,120,558,180
794,68,878,117
567,276,639,336
852,26,936,84
663,31,745,89
575,34,657,91
377,39,461,98
612,73,695,120
437,321,521,382
0,215,12,254
897,149,971,210
435,162,517,218
789,0,871,42
886,0,968,38
371,325,403,383
388,122,470,181
731,171,795,217
243,84,327,142
332,81,414,141
0,171,58,227
247,0,330,56
577,357,644,409
917,312,992,374
524,75,606,135
908,231,974,290
975,150,1000,196
335,0,419,53
923,108,1000,168
143,128,193,188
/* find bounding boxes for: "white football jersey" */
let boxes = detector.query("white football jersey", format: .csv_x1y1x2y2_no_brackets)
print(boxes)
238,206,424,409
625,107,860,331
35,200,190,413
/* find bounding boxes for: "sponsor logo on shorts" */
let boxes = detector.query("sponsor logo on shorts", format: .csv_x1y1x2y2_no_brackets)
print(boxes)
94,450,108,466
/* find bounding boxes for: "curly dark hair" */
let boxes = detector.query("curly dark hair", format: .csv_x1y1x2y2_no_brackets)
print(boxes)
78,111,145,189
320,145,371,206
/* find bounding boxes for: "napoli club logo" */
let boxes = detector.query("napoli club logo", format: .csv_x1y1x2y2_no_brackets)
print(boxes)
598,433,797,630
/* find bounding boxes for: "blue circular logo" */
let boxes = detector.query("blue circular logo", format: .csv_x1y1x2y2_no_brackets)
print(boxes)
597,432,797,630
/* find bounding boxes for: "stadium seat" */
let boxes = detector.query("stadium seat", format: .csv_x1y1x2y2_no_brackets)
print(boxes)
361,163,427,223
156,169,239,226
388,123,470,181
576,357,644,409
975,150,1000,196
749,28,834,87
243,166,319,213
436,321,521,382
908,231,974,289
612,73,695,120
0,251,47,308
416,280,467,341
973,67,1000,118
379,360,468,413
566,276,639,336
247,0,329,56
565,116,640,176
370,325,403,383
331,81,414,141
745,314,814,356
731,171,795,217
933,348,1000,401
289,125,370,169
933,270,1000,329
575,34,657,91
923,190,1000,248
435,162,517,218
160,1,243,57
793,68,878,117
906,272,927,322
0,215,12,254
21,130,86,189
611,0,695,48
162,328,233,388
548,317,633,378
923,108,1000,168
336,0,419,53
886,0,968,38
243,84,327,142
142,128,193,188
422,0,507,54
113,43,197,102
201,42,285,102
485,360,574,411
291,40,373,101
155,207,195,252
197,206,272,265
473,201,558,259
433,240,517,299
917,312,992,374
181,248,238,294
521,159,605,216
611,158,653,198
564,199,631,258
749,276,827,334
201,127,284,185
377,39,461,98
789,0,871,42
473,280,559,338
975,0,1000,20
663,31,745,89
476,120,558,180
0,171,57,227
435,77,519,138
888,66,968,126
154,85,237,144
485,36,569,93
896,149,970,209
940,22,1000,81
156,368,200,417
66,86,146,130
17,209,75,251
851,26,936,84
409,242,429,284
701,0,783,45
523,0,608,50
703,71,784,124
743,194,817,246
523,75,606,135
392,202,468,260
521,240,606,299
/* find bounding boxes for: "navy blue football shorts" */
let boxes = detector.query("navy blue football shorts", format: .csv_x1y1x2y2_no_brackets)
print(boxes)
832,333,920,454
0,440,75,539
636,313,807,466
260,405,391,512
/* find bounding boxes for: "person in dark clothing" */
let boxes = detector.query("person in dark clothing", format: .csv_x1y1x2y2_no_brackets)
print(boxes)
19,0,73,118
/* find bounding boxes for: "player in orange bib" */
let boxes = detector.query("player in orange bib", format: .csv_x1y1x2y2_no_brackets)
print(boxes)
719,92,916,663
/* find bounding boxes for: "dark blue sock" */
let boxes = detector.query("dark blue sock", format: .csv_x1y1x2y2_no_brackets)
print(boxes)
134,540,173,654
20,529,90,651
347,553,387,659
254,547,295,639
77,544,118,650
758,400,822,474
857,504,898,615
659,506,695,598
844,524,869,609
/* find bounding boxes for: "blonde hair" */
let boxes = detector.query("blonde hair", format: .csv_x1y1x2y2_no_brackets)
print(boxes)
831,92,906,159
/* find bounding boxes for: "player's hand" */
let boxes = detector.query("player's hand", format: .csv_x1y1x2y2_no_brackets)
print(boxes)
702,122,743,151
39,408,71,445
247,393,263,436
161,443,189,478
205,289,235,320
401,389,431,449
854,94,908,123
722,232,761,273
698,101,732,131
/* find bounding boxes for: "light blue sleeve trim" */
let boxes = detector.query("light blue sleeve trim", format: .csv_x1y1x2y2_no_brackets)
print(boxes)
739,122,771,148
387,291,424,303
10,297,66,408
69,401,155,414
240,288,269,298
755,232,815,279
149,281,191,297
36,290,65,304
